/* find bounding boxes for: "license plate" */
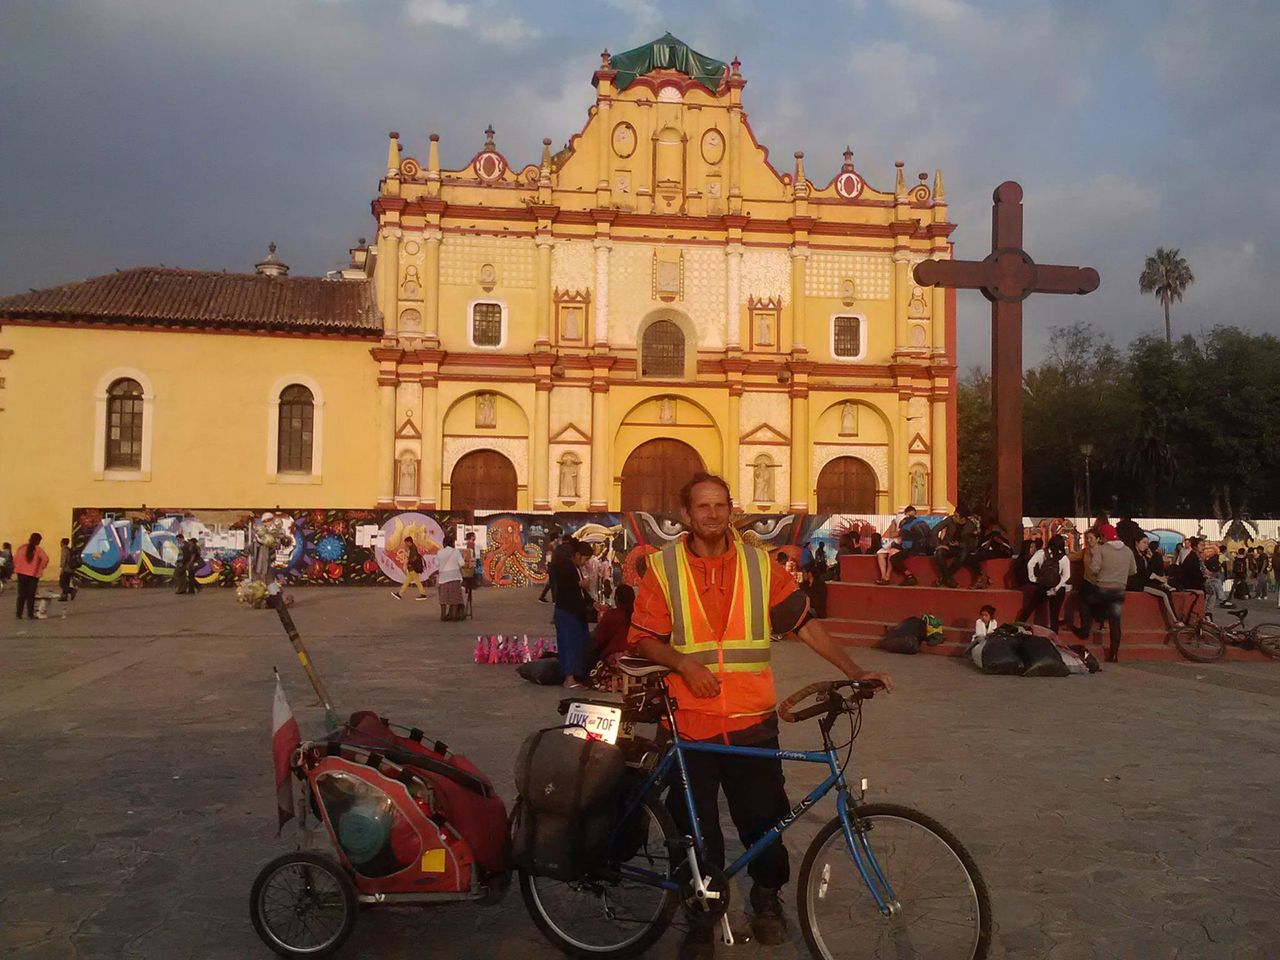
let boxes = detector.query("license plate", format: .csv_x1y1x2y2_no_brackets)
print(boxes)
564,701,623,744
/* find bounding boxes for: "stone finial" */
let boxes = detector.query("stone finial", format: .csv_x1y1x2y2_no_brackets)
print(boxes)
541,137,553,168
427,133,440,175
731,56,741,75
386,131,401,176
794,150,806,180
601,48,611,69
484,125,495,151
255,241,289,277
934,168,946,201
842,145,854,169
894,160,906,197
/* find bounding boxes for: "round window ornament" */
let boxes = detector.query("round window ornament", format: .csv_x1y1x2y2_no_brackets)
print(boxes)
612,122,636,159
473,152,506,182
835,170,864,199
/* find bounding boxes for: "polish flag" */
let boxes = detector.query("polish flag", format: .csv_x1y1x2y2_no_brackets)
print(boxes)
272,669,301,832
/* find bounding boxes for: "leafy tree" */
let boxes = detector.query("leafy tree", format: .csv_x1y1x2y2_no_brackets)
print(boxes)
955,367,993,516
1139,247,1195,345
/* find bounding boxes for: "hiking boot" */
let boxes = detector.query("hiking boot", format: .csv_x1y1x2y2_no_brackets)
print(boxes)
679,921,716,960
749,884,788,946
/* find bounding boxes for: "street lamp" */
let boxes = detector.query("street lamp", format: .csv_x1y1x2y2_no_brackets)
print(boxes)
1079,443,1094,518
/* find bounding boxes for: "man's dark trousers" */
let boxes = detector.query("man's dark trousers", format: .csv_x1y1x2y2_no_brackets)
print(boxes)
665,734,791,889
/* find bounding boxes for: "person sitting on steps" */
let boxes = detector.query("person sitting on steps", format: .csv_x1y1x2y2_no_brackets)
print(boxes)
881,506,930,586
931,505,980,588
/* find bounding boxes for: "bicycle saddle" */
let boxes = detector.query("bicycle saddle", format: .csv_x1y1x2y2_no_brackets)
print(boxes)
1228,608,1248,620
613,655,672,678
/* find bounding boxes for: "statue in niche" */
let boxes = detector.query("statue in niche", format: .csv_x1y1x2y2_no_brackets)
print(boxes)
753,457,774,502
910,466,929,507
658,397,675,424
840,278,856,304
397,454,418,498
840,402,857,435
562,305,582,340
476,393,496,428
558,456,580,498
755,311,774,346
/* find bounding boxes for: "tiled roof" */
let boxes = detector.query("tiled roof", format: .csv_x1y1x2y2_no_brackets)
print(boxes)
0,267,381,336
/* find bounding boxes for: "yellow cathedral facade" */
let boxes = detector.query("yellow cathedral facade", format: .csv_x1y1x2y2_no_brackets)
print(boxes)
0,35,957,540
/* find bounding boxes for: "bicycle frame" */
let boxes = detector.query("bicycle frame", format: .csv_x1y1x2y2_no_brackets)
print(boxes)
611,690,899,915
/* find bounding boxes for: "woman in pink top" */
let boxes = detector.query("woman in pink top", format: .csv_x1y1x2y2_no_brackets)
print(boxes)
13,532,49,620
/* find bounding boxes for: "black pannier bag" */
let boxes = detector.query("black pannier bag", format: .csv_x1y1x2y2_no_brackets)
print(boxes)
1019,633,1071,677
877,617,925,655
511,728,625,881
977,626,1026,675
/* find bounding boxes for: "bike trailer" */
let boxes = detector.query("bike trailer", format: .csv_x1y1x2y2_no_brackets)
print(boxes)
510,727,625,881
324,711,510,876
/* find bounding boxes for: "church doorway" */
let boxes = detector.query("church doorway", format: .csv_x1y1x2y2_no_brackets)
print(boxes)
815,457,877,513
450,450,517,512
620,439,704,514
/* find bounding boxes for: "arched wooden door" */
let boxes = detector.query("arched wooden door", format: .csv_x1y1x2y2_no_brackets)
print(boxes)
816,457,877,513
450,450,517,511
620,439,704,514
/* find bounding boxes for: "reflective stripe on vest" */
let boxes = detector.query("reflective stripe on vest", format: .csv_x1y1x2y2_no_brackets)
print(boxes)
651,532,772,674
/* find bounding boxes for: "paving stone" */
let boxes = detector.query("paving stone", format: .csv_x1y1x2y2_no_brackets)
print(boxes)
2,586,1278,958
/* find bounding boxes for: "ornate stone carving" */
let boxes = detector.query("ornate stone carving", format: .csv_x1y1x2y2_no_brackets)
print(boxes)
910,463,929,506
396,453,418,498
812,444,888,493
558,454,581,498
741,248,790,304
752,455,775,502
551,239,595,293
440,235,534,288
806,253,891,300
442,436,527,486
475,392,496,429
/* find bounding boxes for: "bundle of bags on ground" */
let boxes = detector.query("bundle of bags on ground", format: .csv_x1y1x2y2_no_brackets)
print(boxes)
876,615,946,655
969,623,1100,676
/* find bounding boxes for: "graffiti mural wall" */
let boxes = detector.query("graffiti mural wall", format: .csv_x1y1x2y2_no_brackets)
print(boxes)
70,506,1280,588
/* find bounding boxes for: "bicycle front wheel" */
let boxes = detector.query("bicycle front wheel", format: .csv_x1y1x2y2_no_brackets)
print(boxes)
798,804,991,960
1171,624,1225,662
1251,623,1280,658
519,792,678,959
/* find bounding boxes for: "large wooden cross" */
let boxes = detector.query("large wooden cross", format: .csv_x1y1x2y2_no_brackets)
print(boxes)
914,181,1099,542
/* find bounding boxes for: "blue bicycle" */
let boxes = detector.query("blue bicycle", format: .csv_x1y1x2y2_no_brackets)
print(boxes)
519,657,992,959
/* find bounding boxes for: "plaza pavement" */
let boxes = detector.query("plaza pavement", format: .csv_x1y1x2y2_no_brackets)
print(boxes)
1,584,1278,960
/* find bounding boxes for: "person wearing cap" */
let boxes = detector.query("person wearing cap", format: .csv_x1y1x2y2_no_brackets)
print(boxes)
1089,524,1138,662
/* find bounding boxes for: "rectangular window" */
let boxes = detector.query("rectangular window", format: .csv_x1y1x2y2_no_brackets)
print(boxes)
106,397,143,469
472,302,503,347
832,315,863,360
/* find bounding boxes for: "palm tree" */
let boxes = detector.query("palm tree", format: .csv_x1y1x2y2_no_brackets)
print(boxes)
1139,247,1194,344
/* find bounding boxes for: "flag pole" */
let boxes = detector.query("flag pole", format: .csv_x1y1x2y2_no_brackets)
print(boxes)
269,590,338,730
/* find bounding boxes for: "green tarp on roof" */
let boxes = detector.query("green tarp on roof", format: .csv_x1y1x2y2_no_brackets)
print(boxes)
608,33,727,92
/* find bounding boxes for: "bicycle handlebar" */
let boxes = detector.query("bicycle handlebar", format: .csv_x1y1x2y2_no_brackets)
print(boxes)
777,679,882,723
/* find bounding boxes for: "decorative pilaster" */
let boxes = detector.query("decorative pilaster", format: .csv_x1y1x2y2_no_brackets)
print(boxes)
592,238,612,347
726,389,742,501
379,225,401,338
786,245,808,354
423,228,441,345
533,379,552,510
789,386,810,512
931,397,948,510
535,236,554,346
589,355,615,510
725,243,743,350
892,250,912,351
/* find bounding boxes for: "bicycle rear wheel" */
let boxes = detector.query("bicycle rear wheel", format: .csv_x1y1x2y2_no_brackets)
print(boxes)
1251,623,1280,659
798,804,991,960
519,793,678,959
1171,624,1225,662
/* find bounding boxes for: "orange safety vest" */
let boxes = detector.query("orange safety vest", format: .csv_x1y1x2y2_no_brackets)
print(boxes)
650,532,775,741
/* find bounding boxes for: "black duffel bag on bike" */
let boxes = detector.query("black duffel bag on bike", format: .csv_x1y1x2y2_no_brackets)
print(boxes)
510,728,625,881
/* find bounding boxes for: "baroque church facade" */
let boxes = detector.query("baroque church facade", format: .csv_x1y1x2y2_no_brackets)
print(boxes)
0,35,957,540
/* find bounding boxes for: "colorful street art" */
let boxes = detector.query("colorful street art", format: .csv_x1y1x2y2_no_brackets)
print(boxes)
69,506,1280,588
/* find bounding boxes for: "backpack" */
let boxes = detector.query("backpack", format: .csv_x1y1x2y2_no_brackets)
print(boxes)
1034,553,1061,589
407,547,424,574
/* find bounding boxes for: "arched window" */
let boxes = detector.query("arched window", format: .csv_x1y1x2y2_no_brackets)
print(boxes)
105,378,144,469
277,384,314,473
641,319,686,378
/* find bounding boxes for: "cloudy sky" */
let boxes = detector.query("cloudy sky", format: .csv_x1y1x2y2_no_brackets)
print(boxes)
2,0,1274,365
